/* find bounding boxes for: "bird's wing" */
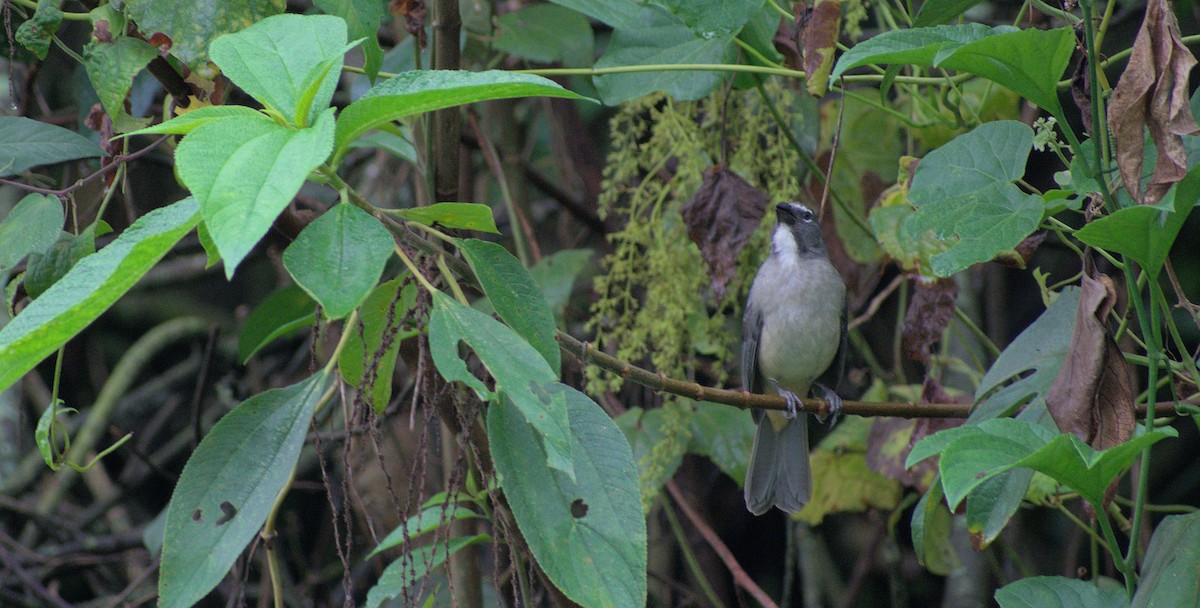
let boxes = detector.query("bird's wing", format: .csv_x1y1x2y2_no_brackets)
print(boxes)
817,305,848,391
742,301,765,423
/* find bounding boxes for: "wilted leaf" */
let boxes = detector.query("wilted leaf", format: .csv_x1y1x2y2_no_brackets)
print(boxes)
1106,0,1200,205
124,0,284,74
1045,273,1134,458
902,277,956,363
802,0,841,96
14,0,62,59
679,166,769,300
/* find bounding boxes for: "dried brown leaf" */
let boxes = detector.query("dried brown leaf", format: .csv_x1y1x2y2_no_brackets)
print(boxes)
1045,273,1135,457
1106,0,1199,205
679,166,769,300
902,277,957,363
773,6,802,71
802,0,841,96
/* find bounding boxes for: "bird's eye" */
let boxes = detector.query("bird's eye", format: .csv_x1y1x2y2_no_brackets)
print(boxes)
800,208,814,222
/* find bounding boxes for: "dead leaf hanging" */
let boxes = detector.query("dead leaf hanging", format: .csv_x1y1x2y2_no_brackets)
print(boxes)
679,166,769,300
1106,0,1199,205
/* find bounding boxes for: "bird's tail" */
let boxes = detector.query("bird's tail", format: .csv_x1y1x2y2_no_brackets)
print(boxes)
744,413,812,515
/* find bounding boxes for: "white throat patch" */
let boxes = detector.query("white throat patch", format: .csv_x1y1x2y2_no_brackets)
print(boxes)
771,224,800,258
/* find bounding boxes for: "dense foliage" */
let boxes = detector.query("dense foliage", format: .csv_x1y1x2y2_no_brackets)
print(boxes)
1,0,1199,607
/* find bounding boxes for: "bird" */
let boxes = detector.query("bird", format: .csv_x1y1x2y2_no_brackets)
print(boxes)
742,201,847,515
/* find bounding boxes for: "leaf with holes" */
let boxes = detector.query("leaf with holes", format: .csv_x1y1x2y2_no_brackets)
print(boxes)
83,37,159,122
490,381,646,607
158,373,330,608
428,292,573,478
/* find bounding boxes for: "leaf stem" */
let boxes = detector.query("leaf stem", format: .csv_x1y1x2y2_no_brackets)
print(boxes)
394,244,438,293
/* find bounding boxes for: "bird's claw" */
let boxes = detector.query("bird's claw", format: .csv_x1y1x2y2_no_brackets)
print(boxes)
814,383,842,425
768,379,803,420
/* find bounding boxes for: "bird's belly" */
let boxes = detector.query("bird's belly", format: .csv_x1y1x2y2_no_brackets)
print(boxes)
756,298,841,394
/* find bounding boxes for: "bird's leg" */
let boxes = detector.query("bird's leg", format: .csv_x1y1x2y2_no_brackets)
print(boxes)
812,383,842,425
768,379,803,420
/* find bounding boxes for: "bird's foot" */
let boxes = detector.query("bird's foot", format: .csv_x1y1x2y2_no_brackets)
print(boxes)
813,383,842,425
768,379,803,420
811,383,840,426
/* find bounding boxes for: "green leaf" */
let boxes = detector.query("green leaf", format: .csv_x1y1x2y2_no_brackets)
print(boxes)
369,504,482,557
196,221,221,268
0,193,64,272
909,121,1034,203
615,407,682,500
528,249,592,327
282,204,393,320
175,108,336,277
314,0,386,81
35,399,66,468
158,373,330,608
83,37,159,121
237,284,317,363
0,116,102,178
338,277,418,412
1075,164,1200,278
14,0,62,59
365,535,491,608
919,419,1177,508
1132,512,1200,608
972,287,1079,421
593,6,736,105
0,198,199,393
647,0,765,38
904,182,1044,276
124,0,285,73
831,25,1074,117
392,202,498,233
209,14,349,126
913,0,987,27
911,482,960,574
687,402,755,484
427,292,573,478
458,239,560,374
349,129,418,164
996,576,1128,608
546,0,645,30
24,228,97,299
120,106,268,137
334,70,592,164
490,382,647,607
495,4,595,68
903,121,1041,276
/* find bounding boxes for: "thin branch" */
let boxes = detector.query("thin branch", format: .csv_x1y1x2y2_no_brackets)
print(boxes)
665,481,778,608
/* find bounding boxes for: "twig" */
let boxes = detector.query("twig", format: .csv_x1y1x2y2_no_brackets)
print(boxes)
664,481,779,608
849,274,904,330
0,136,169,196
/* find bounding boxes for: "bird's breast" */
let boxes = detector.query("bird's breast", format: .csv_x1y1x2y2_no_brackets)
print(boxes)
750,257,844,395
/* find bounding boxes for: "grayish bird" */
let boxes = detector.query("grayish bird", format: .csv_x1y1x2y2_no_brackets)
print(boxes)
742,202,847,515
